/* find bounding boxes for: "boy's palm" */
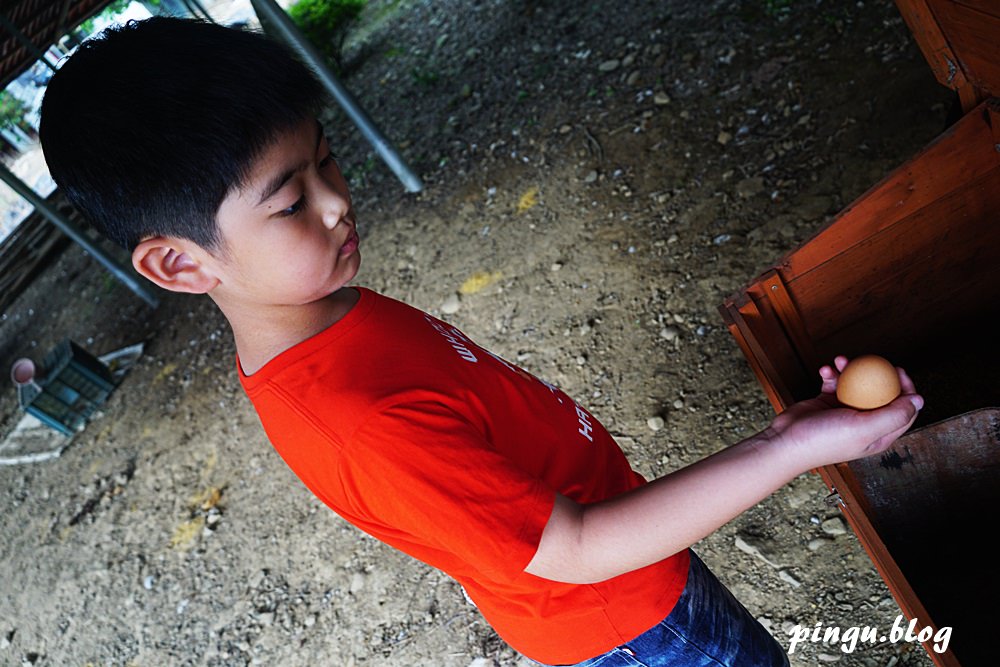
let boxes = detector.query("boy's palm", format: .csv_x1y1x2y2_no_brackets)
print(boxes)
766,356,923,471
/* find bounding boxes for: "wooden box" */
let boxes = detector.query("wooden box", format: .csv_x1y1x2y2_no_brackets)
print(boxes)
720,2,1000,665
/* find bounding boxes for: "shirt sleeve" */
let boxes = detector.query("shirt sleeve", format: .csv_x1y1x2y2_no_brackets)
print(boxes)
337,400,556,582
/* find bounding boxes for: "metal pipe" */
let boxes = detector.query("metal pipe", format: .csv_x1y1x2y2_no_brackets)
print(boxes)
180,0,214,22
249,0,423,193
0,162,159,308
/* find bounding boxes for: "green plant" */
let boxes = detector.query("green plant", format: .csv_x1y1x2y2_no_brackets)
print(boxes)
344,154,377,188
288,0,367,71
78,0,138,34
410,66,439,86
0,91,29,131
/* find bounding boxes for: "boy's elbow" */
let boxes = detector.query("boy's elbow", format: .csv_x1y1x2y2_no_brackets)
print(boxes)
524,493,606,584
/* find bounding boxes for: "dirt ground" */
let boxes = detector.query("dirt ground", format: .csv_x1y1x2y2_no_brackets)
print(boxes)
0,0,958,665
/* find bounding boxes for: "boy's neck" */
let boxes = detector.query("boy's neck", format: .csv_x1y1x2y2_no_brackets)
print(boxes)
220,287,360,376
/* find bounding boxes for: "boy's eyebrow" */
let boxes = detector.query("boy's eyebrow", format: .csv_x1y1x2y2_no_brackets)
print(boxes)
256,120,325,206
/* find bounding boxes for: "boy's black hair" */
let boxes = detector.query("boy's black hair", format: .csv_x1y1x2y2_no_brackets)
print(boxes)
39,17,325,251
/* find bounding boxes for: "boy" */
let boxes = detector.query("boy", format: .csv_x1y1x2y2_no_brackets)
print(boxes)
39,17,922,667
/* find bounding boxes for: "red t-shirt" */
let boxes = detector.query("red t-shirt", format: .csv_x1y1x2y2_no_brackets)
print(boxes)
238,287,689,664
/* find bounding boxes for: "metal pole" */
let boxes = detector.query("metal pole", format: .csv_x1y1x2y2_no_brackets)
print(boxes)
0,162,159,308
180,0,214,22
249,0,423,193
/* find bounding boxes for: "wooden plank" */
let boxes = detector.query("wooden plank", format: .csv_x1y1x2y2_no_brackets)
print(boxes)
0,212,67,313
719,301,788,412
895,0,970,90
759,271,820,374
782,164,1000,346
0,227,63,308
779,101,998,279
818,462,962,667
719,290,810,409
953,0,1000,17
928,0,1000,98
988,98,1000,149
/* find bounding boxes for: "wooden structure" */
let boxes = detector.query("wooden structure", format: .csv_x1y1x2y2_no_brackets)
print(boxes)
0,203,68,313
0,0,109,87
720,2,1000,666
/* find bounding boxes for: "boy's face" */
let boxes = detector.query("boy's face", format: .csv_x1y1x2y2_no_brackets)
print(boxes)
209,116,360,308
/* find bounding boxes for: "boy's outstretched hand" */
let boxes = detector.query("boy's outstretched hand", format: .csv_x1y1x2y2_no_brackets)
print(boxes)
766,355,923,472
525,355,924,584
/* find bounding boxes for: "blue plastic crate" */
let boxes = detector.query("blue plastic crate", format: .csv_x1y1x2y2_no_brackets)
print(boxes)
17,340,115,436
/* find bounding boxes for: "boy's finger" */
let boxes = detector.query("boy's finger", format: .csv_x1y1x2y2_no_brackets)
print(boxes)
897,367,917,395
818,365,838,395
834,355,849,372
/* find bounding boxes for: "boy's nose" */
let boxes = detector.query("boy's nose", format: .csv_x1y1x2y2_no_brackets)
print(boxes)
318,187,351,231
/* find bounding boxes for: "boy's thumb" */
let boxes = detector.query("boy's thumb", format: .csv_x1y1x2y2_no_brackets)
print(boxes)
863,394,922,438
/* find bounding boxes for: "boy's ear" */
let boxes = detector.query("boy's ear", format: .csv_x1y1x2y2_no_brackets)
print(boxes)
132,236,219,294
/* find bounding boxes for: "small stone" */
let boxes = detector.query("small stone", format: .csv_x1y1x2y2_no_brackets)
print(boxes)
304,614,316,627
807,538,831,551
249,570,265,589
143,575,155,590
647,416,665,431
558,124,572,134
672,399,684,410
622,53,636,68
349,572,366,595
626,70,640,86
582,170,598,184
550,262,563,271
441,293,461,315
756,616,773,632
598,59,620,72
735,535,782,568
716,130,732,145
821,517,847,536
817,654,841,663
778,569,802,587
653,91,671,105
659,326,679,342
736,177,765,198
468,659,492,667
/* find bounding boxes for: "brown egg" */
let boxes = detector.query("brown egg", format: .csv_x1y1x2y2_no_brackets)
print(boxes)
836,355,901,410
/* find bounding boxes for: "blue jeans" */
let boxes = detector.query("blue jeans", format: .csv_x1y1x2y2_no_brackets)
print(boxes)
545,551,789,667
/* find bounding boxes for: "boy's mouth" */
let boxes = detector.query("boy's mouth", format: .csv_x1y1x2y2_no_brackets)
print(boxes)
340,229,359,256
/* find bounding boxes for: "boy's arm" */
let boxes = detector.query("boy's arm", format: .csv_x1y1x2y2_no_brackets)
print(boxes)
524,357,923,584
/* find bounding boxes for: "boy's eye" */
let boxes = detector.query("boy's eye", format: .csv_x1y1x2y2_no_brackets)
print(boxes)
274,151,336,217
279,196,305,217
